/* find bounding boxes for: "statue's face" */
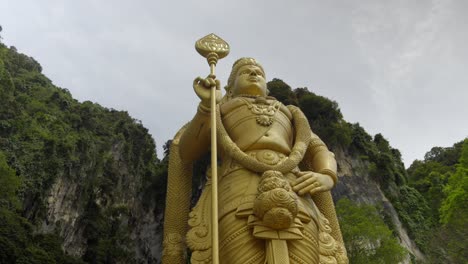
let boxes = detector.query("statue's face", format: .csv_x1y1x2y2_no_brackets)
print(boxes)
232,64,267,97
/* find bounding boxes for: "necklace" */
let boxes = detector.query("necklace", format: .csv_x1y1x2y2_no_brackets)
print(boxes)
240,97,281,126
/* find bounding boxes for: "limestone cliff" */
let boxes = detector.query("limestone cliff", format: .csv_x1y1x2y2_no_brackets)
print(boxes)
0,43,166,263
40,141,166,263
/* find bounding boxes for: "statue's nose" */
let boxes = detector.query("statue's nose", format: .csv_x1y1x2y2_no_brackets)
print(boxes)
249,71,257,76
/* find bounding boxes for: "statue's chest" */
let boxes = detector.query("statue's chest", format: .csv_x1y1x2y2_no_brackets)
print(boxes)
220,98,293,152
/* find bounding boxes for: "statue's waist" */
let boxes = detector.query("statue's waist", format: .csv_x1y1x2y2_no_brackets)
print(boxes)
221,149,298,177
217,158,317,226
245,149,287,165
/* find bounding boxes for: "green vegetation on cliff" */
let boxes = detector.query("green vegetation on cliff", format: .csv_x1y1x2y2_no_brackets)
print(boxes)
0,40,166,263
336,198,406,264
407,139,468,263
0,152,84,263
268,78,353,148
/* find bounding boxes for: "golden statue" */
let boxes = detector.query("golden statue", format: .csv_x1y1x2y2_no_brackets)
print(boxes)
162,35,348,264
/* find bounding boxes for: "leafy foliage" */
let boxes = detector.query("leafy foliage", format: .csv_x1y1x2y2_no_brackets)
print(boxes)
0,151,22,209
267,78,298,106
0,207,84,264
267,79,352,147
392,186,433,250
406,139,467,263
0,39,164,263
437,139,468,263
1,152,81,263
437,140,467,225
336,198,407,264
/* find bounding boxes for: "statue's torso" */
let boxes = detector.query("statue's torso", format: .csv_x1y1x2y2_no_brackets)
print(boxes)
220,97,293,156
185,96,346,264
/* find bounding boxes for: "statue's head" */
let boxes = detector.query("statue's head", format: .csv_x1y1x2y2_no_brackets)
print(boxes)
225,58,267,98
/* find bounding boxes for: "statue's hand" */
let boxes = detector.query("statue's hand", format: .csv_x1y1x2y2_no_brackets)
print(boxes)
292,171,334,196
193,75,222,107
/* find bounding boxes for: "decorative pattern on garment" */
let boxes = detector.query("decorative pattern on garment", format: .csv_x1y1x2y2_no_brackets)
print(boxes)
254,170,298,230
186,184,213,264
162,233,184,257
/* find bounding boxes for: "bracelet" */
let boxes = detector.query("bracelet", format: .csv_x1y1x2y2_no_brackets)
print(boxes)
319,169,338,185
197,103,211,115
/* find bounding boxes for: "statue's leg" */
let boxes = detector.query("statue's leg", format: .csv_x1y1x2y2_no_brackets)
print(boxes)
219,212,264,264
288,220,320,264
217,168,264,264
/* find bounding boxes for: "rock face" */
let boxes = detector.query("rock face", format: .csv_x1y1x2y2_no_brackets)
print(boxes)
44,176,87,256
38,142,165,263
332,146,425,263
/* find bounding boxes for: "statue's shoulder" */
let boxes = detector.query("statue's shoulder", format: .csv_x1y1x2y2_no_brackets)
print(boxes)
285,104,300,114
277,101,293,120
220,97,244,115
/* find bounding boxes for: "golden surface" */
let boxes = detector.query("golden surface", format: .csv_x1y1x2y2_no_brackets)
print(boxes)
195,33,230,264
162,57,348,263
195,33,230,69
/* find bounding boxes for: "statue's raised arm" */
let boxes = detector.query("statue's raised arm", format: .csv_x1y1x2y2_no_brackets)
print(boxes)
163,57,348,264
177,75,221,162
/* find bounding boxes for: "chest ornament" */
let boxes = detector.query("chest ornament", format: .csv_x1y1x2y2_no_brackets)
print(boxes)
242,97,281,127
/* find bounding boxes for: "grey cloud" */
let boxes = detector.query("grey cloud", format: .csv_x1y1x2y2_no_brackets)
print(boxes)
1,0,466,164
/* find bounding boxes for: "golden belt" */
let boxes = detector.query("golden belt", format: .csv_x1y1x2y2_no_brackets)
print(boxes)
222,149,289,176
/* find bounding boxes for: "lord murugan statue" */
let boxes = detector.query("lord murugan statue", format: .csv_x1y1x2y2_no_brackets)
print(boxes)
162,34,348,264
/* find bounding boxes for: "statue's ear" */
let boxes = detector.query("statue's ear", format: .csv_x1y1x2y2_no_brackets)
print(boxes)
266,88,270,95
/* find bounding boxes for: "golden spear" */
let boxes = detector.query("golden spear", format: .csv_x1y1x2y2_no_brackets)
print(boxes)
195,33,230,264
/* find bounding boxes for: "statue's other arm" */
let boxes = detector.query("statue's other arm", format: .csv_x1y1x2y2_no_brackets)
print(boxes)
305,132,338,185
178,75,221,162
178,104,211,162
293,131,337,195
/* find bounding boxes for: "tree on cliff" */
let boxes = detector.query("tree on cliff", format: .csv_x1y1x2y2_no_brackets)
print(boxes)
336,198,406,264
407,139,467,263
438,139,468,263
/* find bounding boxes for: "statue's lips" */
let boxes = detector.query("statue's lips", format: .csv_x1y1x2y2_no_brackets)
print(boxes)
248,77,259,82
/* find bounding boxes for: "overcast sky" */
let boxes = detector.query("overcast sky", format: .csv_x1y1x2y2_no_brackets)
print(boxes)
1,0,467,167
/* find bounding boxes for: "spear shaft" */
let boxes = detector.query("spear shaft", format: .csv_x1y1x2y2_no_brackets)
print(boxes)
210,63,219,264
195,34,229,264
